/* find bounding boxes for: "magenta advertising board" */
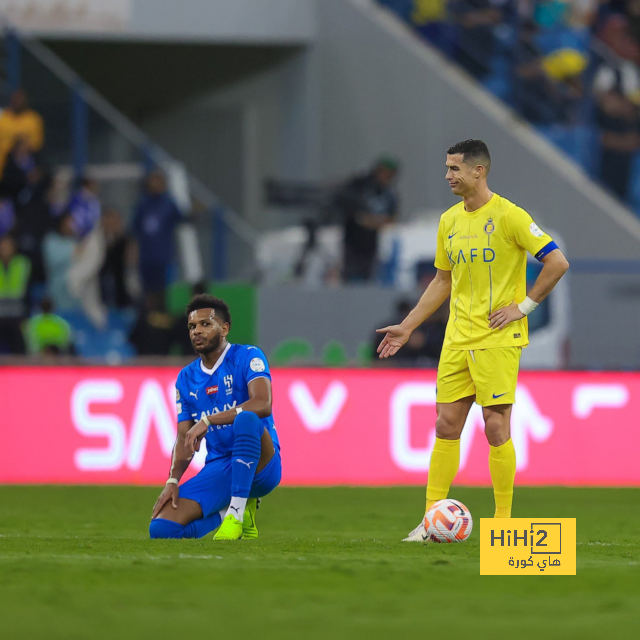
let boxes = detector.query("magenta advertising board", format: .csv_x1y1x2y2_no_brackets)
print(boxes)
1,367,638,486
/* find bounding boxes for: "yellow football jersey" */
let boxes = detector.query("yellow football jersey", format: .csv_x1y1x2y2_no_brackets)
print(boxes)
434,193,555,350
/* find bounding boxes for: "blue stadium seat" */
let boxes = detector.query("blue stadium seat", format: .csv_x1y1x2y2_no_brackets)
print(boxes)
59,309,136,362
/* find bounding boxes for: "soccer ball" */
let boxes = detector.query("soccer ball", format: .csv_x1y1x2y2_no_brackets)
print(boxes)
424,499,473,543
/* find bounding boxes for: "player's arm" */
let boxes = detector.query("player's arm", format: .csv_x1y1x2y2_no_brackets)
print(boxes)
489,249,569,329
151,419,193,519
184,378,272,455
376,268,451,358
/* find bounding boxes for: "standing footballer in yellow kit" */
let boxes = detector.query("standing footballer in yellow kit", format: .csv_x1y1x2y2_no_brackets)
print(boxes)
376,140,569,540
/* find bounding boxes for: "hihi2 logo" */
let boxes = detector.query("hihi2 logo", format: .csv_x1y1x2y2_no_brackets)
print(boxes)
480,518,576,575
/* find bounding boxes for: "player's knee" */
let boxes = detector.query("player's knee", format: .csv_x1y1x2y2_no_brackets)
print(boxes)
233,410,262,439
435,414,463,440
484,415,510,446
149,518,186,539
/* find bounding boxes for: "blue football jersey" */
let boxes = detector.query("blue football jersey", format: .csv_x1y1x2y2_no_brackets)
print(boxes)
175,343,280,462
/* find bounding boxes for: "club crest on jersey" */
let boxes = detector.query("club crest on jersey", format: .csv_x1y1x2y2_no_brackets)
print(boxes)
206,385,218,395
484,218,495,235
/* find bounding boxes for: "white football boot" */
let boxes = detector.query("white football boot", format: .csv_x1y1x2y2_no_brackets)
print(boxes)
402,517,429,542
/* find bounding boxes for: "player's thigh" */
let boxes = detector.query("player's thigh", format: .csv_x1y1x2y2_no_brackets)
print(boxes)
178,458,234,518
156,497,203,525
436,348,476,404
470,347,521,407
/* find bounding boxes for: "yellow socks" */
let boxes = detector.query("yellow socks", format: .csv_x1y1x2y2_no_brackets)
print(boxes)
426,437,460,513
489,439,516,518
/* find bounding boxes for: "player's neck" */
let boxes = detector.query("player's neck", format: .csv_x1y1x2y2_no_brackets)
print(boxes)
462,186,493,213
200,339,229,370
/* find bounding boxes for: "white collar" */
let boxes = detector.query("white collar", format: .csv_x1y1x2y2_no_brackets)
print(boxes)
200,342,231,375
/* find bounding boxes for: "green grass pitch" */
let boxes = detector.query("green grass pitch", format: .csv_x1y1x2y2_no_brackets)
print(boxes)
1,485,639,639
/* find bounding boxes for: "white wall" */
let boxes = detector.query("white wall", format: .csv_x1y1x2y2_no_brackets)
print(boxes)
22,0,317,44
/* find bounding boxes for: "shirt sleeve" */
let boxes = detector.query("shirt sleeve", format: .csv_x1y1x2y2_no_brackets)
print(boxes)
241,346,272,386
175,371,193,423
507,206,556,260
434,216,452,271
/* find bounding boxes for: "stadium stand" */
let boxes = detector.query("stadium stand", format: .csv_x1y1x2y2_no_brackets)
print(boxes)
377,0,640,213
0,28,256,361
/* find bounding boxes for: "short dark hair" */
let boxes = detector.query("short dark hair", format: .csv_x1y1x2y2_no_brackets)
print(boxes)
186,294,232,327
447,139,491,173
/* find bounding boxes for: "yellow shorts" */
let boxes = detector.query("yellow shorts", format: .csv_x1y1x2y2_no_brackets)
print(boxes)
436,347,522,406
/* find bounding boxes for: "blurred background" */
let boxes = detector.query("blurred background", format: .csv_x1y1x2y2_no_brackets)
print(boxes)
1,0,640,373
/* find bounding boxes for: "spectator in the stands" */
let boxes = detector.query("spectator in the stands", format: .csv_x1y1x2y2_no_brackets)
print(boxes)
0,197,15,237
533,0,571,31
0,89,44,179
23,297,73,356
595,70,640,200
100,207,135,308
624,0,640,42
0,234,30,354
597,12,640,62
450,0,504,80
411,0,451,52
131,169,182,297
43,212,79,312
593,53,640,106
0,138,39,201
336,157,399,283
513,19,587,124
11,167,54,297
66,176,102,239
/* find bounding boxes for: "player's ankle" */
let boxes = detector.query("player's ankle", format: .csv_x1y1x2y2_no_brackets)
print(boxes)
226,496,248,522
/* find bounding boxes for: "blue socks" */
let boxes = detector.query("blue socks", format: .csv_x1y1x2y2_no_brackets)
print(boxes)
149,512,222,539
231,411,263,498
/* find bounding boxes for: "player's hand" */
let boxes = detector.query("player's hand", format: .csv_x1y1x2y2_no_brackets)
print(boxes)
376,324,412,358
488,303,524,330
185,420,208,455
151,483,179,519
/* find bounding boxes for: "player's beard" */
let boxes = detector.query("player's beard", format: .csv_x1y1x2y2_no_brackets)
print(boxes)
194,333,221,355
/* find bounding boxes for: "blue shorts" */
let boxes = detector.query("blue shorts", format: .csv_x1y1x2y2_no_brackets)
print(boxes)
179,450,282,518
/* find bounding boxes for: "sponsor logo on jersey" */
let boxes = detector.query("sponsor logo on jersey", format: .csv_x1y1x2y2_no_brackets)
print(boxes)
199,401,238,428
447,247,495,265
206,386,218,395
514,333,521,338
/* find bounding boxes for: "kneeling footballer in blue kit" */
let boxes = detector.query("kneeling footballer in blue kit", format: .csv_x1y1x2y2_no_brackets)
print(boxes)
150,294,281,540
